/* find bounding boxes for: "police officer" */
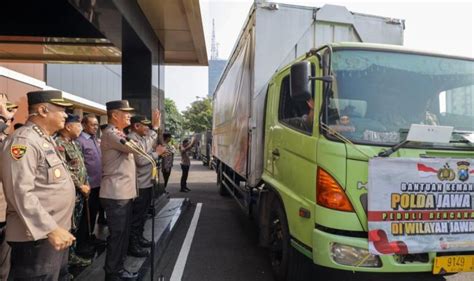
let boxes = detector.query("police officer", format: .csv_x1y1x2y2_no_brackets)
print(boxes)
127,115,160,257
101,102,166,280
0,93,18,280
0,90,76,280
56,114,92,267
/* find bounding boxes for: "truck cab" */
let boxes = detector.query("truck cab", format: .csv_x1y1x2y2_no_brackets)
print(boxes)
262,42,473,278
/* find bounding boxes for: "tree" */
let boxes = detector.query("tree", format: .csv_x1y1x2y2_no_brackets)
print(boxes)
182,97,212,133
164,98,183,136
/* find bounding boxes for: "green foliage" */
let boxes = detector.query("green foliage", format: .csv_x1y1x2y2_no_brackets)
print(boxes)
164,98,183,136
182,97,213,133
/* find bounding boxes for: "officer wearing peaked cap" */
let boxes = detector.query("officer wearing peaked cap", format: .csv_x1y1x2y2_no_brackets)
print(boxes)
0,90,76,280
100,100,141,281
100,101,166,280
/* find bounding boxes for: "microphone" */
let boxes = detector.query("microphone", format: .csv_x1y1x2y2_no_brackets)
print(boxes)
120,138,158,179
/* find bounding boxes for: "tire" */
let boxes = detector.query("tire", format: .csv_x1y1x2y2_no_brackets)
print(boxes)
217,164,229,196
268,199,290,281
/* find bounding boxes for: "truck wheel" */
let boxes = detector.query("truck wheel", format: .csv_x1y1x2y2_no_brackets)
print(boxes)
217,164,229,196
269,199,290,281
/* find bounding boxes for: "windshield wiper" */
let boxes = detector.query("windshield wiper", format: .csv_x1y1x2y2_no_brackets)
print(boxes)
379,130,473,157
378,140,410,157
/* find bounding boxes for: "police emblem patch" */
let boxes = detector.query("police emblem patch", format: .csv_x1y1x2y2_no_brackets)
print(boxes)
11,144,27,160
457,161,470,182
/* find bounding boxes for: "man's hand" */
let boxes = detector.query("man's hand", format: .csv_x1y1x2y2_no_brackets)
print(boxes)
152,109,161,129
155,144,167,156
47,227,76,251
0,93,15,121
80,184,91,197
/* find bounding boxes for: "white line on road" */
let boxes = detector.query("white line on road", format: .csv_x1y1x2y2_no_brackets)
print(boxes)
170,202,203,281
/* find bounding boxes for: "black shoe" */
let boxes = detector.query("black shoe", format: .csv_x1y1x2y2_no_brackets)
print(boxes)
119,269,138,279
138,236,152,248
127,243,150,257
179,188,189,193
184,187,191,192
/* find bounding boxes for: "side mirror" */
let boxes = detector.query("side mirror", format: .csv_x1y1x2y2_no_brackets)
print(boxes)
290,61,312,101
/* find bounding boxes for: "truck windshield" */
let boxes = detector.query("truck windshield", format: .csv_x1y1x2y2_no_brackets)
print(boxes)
325,49,474,147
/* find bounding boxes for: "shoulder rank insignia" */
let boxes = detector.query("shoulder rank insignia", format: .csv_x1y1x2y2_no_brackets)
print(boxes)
11,144,27,160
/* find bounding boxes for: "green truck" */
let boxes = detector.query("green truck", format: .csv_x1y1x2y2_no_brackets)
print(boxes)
212,3,474,280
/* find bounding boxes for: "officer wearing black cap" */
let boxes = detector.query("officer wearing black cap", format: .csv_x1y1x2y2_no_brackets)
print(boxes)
100,100,141,280
127,115,161,257
0,90,76,280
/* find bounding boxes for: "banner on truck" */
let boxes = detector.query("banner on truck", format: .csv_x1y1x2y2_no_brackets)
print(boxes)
368,158,474,255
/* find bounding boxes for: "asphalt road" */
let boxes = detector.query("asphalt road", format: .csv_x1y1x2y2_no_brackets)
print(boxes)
155,158,474,281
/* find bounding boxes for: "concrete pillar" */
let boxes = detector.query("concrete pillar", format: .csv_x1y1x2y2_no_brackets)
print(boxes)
121,19,152,118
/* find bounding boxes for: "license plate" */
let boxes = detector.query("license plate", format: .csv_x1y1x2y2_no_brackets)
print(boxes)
433,255,474,274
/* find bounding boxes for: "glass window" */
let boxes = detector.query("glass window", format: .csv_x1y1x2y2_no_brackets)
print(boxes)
326,50,474,146
278,75,313,133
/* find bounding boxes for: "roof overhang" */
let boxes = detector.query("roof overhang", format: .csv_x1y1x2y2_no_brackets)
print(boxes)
0,0,207,66
137,0,208,66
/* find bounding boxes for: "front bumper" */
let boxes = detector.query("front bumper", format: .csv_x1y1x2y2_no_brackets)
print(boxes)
312,228,436,272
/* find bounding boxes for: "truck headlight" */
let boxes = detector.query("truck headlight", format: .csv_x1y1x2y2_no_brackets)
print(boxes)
330,243,382,267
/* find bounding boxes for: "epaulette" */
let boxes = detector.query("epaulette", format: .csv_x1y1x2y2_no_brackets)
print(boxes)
32,125,45,137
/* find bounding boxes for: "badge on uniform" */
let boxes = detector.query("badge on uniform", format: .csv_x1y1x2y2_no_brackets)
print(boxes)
11,144,27,160
54,168,62,178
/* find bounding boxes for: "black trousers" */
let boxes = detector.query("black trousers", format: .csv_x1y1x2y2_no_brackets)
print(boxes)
100,198,132,275
130,187,152,241
180,164,190,189
8,239,69,281
162,170,171,188
77,186,101,247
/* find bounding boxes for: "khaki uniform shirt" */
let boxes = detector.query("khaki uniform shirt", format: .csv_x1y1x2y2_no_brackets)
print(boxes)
0,133,7,222
100,125,138,200
0,122,75,241
128,131,159,189
0,184,5,223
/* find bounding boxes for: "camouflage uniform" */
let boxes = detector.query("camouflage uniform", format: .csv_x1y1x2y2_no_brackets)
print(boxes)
55,137,89,232
55,136,91,266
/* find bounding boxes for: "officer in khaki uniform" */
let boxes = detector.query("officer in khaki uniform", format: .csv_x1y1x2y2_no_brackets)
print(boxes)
100,100,140,281
101,101,166,281
127,115,161,257
0,95,18,280
0,90,76,280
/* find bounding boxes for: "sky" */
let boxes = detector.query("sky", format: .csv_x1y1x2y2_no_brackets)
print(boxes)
165,0,473,112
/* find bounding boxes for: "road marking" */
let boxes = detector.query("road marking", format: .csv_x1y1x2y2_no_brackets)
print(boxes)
170,202,203,281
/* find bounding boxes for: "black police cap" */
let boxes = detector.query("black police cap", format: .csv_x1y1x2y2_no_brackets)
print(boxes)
130,115,151,125
27,90,73,107
106,100,134,111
